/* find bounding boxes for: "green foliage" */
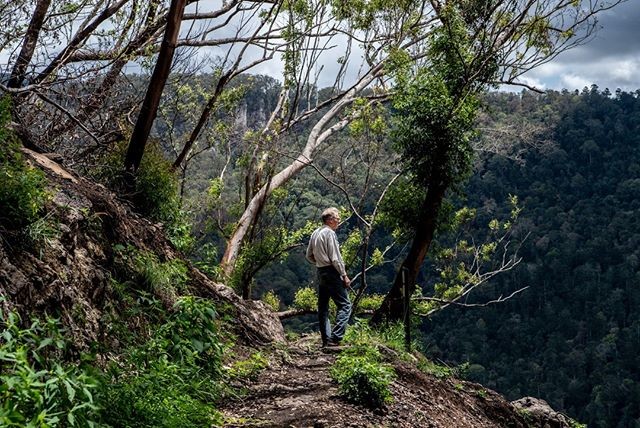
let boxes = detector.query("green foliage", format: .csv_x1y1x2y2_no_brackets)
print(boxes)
292,287,318,311
261,290,281,312
518,408,535,426
330,331,395,408
0,309,101,427
357,293,385,312
369,248,384,267
344,320,414,357
192,242,221,278
101,358,222,428
382,4,498,246
391,64,477,190
113,244,189,302
331,0,417,31
23,212,60,254
568,420,587,428
230,221,317,294
158,296,224,375
377,174,426,239
101,297,223,427
417,359,469,380
331,353,395,409
97,141,194,252
348,98,387,138
227,352,269,381
0,98,48,230
165,210,196,254
135,143,181,221
412,197,521,317
340,229,363,267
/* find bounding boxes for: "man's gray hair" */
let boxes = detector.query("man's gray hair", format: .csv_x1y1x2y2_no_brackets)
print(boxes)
321,207,340,224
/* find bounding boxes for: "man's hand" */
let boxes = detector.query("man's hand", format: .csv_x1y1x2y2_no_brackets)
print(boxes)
342,275,351,288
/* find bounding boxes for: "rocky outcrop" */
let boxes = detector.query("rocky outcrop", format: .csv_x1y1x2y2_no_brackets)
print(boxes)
0,149,284,349
512,397,575,428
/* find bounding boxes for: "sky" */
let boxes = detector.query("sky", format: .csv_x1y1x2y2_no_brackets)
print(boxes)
1,1,638,93
244,0,640,93
514,0,640,92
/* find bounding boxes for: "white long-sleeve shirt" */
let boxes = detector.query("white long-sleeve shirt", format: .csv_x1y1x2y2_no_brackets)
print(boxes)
306,225,347,277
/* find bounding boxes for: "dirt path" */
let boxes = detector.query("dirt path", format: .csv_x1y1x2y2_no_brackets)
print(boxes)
220,335,528,428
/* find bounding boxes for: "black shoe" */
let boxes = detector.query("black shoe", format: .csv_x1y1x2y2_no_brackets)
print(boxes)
325,340,341,347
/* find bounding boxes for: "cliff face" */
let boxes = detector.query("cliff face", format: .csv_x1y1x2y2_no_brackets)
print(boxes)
0,150,572,427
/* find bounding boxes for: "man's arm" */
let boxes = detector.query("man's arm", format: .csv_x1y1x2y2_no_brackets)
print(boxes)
305,232,316,264
327,231,349,286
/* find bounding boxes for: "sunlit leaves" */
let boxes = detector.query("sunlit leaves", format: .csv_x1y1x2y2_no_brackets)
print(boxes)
341,229,364,267
293,286,318,311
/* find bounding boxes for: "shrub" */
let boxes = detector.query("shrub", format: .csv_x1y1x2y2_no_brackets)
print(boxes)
344,319,411,355
113,244,189,303
330,321,410,408
293,287,318,311
331,345,395,408
100,297,224,427
0,98,47,230
159,296,224,376
417,359,469,379
96,141,194,252
0,309,101,427
101,358,222,428
262,290,281,311
227,352,269,381
357,293,385,312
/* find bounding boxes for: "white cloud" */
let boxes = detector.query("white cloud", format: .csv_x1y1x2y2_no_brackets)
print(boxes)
560,74,592,91
609,58,638,81
519,75,547,91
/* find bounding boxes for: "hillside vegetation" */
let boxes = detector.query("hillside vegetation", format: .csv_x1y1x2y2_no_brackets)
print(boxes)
424,87,640,427
0,103,573,427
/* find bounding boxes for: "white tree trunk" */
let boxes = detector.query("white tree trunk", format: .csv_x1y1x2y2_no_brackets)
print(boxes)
220,68,382,277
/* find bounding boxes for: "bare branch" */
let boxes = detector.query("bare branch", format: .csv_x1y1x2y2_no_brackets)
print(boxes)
415,286,529,309
33,91,101,145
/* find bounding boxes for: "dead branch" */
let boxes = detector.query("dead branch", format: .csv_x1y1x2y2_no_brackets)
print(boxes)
415,286,529,309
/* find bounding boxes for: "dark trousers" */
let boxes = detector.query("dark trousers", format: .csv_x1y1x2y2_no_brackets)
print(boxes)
317,266,352,343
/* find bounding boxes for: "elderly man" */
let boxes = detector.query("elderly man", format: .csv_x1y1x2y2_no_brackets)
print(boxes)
306,207,352,347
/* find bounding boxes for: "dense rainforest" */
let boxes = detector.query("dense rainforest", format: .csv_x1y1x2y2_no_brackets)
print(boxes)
422,87,640,428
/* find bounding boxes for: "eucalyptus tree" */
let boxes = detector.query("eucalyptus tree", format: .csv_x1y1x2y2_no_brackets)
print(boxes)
216,0,624,298
0,0,280,159
124,0,187,175
370,0,625,323
218,0,444,279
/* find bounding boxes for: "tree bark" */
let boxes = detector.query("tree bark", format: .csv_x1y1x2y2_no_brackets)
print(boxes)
220,152,310,276
124,0,187,173
7,0,52,89
370,176,448,325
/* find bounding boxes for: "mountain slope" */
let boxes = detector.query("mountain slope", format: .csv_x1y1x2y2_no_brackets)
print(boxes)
0,148,575,427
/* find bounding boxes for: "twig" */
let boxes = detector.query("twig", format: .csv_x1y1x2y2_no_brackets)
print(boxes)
34,91,101,145
415,286,529,308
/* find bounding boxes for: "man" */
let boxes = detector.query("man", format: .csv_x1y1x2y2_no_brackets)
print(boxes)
306,207,352,347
